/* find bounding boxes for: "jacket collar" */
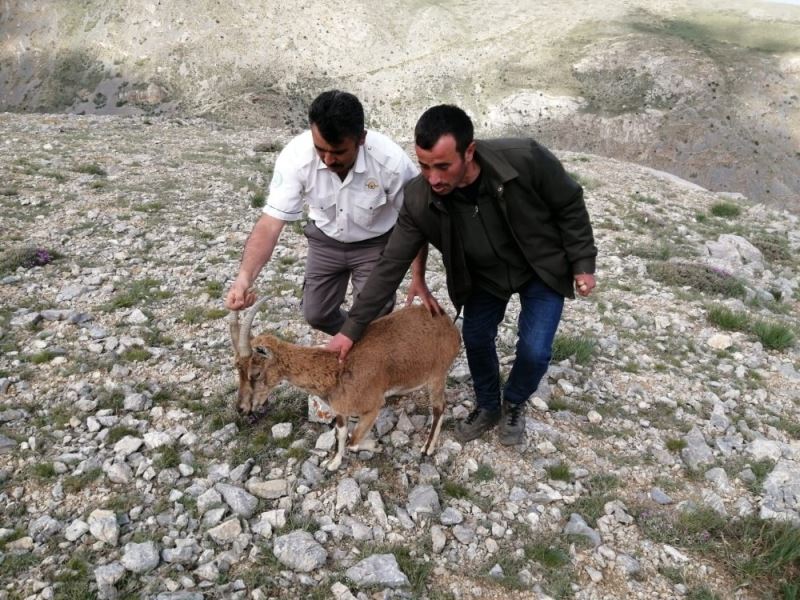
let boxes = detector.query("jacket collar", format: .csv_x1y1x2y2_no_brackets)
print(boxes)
426,139,518,211
473,140,518,184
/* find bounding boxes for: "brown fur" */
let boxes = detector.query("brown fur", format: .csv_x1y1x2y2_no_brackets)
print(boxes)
232,304,461,470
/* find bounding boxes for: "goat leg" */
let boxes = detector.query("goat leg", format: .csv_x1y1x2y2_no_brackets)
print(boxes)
322,414,348,472
346,407,380,453
422,381,447,455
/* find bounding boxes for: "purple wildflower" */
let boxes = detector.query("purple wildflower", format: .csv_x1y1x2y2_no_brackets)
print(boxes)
34,248,52,266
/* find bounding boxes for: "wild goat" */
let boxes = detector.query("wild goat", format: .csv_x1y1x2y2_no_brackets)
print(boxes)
230,300,461,471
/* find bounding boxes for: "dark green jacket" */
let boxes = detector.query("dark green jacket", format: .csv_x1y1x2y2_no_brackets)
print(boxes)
340,138,597,341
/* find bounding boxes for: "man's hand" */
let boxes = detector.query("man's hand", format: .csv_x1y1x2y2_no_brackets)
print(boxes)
326,333,354,363
405,278,445,316
225,278,257,310
574,273,596,297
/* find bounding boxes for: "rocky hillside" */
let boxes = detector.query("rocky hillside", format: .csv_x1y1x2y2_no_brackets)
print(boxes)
2,1,800,210
1,113,799,599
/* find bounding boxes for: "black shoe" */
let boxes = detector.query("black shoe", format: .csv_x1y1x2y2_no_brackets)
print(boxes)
499,401,526,445
455,407,501,443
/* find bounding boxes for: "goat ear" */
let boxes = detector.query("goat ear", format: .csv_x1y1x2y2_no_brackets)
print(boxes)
255,346,272,359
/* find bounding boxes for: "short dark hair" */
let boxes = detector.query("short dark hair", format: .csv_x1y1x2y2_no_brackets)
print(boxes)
414,104,474,155
308,90,364,145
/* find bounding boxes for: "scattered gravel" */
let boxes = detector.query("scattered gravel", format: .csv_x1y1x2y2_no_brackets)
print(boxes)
0,113,798,599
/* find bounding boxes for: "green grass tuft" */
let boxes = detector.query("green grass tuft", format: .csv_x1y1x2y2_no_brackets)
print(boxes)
709,202,741,218
707,305,750,331
33,462,57,478
442,480,471,499
752,321,795,351
251,190,266,209
107,426,140,445
120,347,152,362
472,463,496,482
546,462,571,481
104,278,172,310
63,467,103,493
29,350,57,364
154,444,181,469
182,306,228,324
551,334,596,365
525,541,570,568
666,438,688,453
74,163,107,176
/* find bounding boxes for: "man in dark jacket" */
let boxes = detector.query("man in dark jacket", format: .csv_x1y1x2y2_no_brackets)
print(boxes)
327,104,596,445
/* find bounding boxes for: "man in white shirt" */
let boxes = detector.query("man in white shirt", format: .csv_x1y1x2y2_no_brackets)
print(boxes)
225,90,440,333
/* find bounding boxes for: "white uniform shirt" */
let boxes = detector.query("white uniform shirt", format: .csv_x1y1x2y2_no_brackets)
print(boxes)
263,130,419,243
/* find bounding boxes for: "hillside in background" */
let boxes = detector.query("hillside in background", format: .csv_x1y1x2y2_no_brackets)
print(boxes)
1,0,800,209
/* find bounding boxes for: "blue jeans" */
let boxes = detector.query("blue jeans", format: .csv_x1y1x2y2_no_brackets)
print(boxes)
461,275,564,411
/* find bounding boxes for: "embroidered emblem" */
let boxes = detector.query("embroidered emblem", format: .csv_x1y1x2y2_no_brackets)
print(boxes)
365,178,379,191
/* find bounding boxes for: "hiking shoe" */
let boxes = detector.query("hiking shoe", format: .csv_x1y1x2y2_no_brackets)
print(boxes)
454,407,501,443
499,401,526,445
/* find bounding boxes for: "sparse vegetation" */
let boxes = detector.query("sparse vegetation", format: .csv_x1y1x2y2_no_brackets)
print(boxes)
567,170,601,190
120,347,152,362
632,192,659,205
752,321,795,351
442,480,471,500
709,202,741,218
546,462,571,481
29,350,57,364
104,278,172,310
551,334,596,365
62,467,103,493
154,444,181,469
32,462,57,478
706,304,796,351
1,80,798,600
107,426,140,445
752,233,792,264
0,245,59,274
251,190,265,208
472,463,496,482
647,262,746,298
182,306,228,324
133,200,165,213
638,506,800,598
570,474,620,526
707,305,750,331
73,162,107,176
628,241,672,261
666,438,687,453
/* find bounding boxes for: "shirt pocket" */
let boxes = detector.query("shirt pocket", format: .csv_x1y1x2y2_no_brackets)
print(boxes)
307,193,337,223
352,190,388,228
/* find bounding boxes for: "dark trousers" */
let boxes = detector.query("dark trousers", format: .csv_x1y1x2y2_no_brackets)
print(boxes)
461,275,564,411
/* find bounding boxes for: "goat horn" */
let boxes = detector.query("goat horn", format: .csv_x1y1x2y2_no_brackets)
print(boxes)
229,310,243,356
237,296,269,357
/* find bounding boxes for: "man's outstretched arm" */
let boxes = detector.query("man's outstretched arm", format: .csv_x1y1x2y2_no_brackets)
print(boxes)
225,214,286,310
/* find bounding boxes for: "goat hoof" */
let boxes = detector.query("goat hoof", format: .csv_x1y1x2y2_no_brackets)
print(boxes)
322,456,342,471
348,438,378,453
